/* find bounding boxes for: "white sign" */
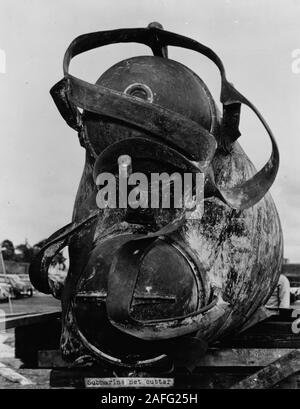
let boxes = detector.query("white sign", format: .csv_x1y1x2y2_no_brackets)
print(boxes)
85,377,174,388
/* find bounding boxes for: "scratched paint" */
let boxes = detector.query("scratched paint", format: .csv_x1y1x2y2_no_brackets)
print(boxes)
30,26,282,368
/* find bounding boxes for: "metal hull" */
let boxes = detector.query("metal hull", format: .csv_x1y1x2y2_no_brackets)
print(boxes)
58,140,282,364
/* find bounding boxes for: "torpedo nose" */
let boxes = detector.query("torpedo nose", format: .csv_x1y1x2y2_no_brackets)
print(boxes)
107,238,202,323
73,234,207,340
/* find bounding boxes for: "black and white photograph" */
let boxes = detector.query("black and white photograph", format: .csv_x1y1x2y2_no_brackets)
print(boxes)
0,0,300,395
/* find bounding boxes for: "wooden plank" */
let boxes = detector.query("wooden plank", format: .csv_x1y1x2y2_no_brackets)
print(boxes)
2,366,300,389
50,368,253,389
0,310,61,330
0,369,51,389
231,349,300,389
39,348,299,368
217,321,300,348
198,348,298,367
0,362,34,386
49,367,260,389
273,373,300,389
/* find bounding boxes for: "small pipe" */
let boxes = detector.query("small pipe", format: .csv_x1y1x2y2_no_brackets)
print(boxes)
118,155,132,178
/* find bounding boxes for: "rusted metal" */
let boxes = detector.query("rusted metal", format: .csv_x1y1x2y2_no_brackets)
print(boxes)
30,22,283,370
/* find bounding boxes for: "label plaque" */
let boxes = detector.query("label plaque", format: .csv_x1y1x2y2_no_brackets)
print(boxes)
84,377,174,388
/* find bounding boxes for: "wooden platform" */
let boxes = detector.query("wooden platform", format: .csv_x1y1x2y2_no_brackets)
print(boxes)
1,308,300,389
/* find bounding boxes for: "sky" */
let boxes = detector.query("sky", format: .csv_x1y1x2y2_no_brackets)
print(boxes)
0,0,300,260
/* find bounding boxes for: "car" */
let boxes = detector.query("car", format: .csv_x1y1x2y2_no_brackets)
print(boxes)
0,274,33,298
0,277,14,298
17,274,35,293
0,283,10,301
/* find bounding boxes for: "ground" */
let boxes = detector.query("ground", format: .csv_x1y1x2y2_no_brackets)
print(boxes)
0,291,60,315
0,292,60,388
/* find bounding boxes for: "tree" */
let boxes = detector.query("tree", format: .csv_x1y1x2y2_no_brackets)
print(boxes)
15,242,35,263
1,239,15,260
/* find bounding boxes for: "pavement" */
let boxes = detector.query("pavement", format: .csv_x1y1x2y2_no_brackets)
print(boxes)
0,293,61,388
0,291,60,315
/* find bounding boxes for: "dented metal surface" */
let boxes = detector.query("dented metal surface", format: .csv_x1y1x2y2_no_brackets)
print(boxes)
29,23,283,369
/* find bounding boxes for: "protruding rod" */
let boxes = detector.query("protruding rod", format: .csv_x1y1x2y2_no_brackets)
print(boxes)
148,22,168,58
118,154,132,178
148,21,164,30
